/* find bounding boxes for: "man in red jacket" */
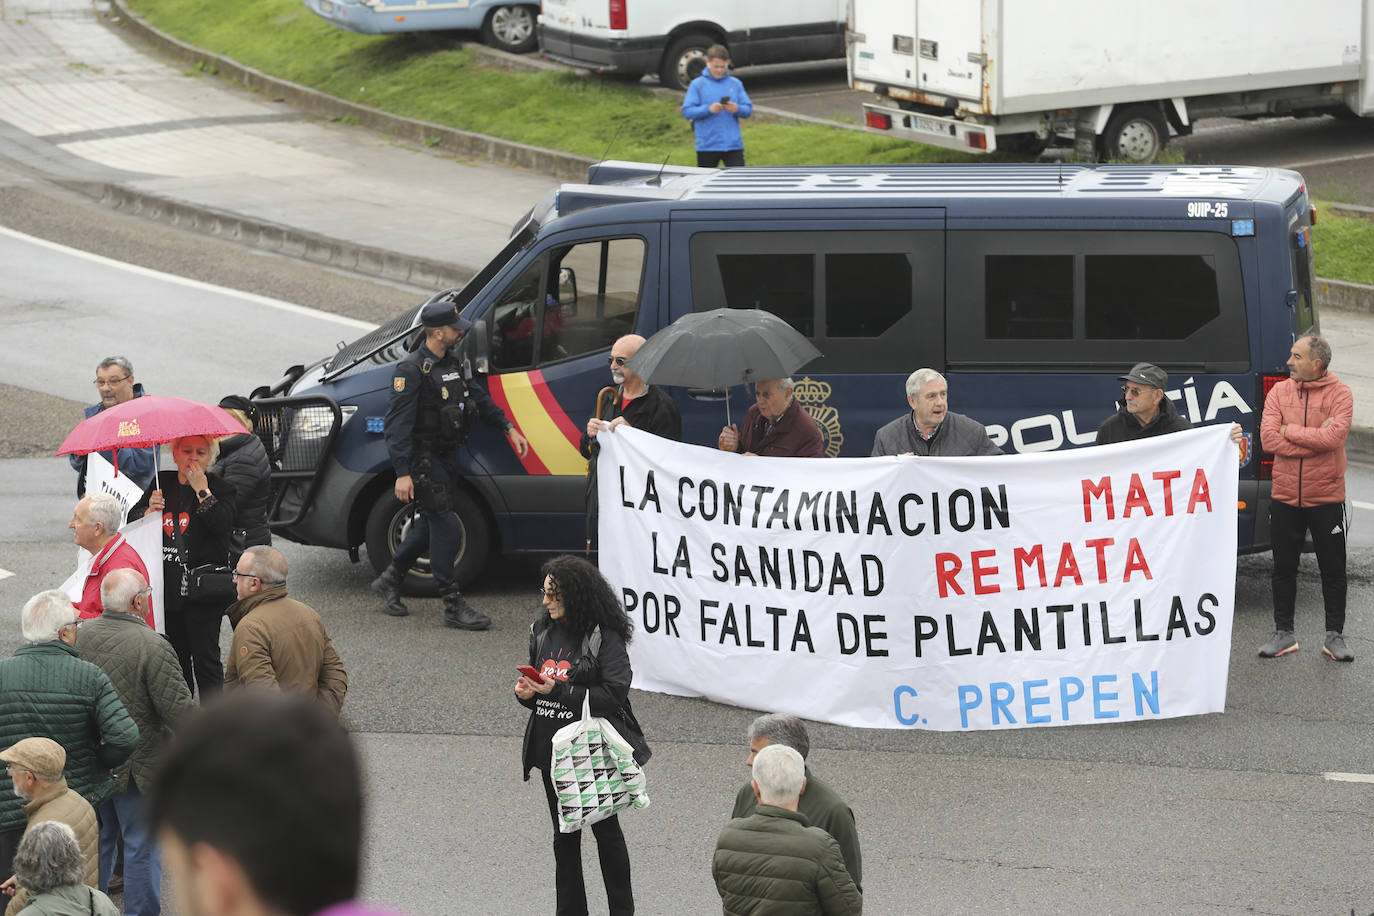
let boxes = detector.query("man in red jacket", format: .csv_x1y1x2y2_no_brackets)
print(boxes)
1258,335,1354,661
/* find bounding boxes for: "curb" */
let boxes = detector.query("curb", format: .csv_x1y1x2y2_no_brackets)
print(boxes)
102,0,596,183
1315,277,1374,315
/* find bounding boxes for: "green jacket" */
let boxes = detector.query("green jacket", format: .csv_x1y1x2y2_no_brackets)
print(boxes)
713,805,863,916
0,642,139,831
733,766,862,890
16,883,118,916
76,613,195,793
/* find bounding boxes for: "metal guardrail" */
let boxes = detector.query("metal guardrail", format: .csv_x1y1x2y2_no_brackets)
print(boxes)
250,394,344,530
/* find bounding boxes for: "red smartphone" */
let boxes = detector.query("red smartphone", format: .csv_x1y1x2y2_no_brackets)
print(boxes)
516,665,546,684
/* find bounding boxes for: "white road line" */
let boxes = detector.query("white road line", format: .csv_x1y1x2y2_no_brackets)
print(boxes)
1323,772,1374,784
1352,500,1374,511
1280,151,1374,170
0,225,376,331
0,569,13,581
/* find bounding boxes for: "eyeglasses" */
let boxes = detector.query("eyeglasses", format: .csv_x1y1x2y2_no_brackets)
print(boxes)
1121,385,1152,398
606,356,628,367
93,375,131,388
538,586,561,599
230,571,257,581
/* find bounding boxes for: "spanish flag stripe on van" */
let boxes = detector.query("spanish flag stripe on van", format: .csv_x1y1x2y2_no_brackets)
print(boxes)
487,371,586,476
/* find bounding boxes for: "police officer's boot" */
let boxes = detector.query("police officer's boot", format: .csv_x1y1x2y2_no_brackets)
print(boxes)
370,566,409,617
442,587,491,631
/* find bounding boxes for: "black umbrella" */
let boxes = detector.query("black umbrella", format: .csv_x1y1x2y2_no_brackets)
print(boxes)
626,308,822,424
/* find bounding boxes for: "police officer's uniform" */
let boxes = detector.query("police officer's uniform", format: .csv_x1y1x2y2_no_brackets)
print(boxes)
371,302,517,629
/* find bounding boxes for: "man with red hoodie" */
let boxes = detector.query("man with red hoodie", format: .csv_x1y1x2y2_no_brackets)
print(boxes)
1258,335,1354,661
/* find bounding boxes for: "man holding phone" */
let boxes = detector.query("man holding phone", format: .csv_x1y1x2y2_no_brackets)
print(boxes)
681,44,752,168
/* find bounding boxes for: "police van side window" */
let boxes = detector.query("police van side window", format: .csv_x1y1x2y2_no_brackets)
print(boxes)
951,231,1249,371
487,237,646,372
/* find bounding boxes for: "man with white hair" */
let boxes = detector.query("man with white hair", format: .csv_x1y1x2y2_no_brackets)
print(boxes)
713,744,863,915
718,377,825,458
77,569,195,915
69,493,153,626
870,368,1002,458
70,356,157,499
0,591,137,883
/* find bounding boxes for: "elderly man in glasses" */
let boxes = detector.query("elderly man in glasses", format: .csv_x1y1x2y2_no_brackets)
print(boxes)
225,546,348,715
580,334,683,550
69,357,158,499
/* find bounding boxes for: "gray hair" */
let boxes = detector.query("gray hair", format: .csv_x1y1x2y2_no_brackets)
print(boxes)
101,568,147,615
21,591,76,644
751,744,805,806
904,368,945,398
12,821,84,894
241,546,287,586
168,435,220,467
1303,335,1332,372
747,713,810,760
84,493,123,535
96,356,133,375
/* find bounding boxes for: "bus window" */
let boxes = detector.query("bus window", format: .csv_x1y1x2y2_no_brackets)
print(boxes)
1086,254,1220,340
985,255,1072,339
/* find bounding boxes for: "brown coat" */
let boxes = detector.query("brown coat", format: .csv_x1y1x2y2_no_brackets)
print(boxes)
224,585,348,714
5,780,98,916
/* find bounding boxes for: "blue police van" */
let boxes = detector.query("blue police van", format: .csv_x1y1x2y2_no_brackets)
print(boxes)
251,161,1317,592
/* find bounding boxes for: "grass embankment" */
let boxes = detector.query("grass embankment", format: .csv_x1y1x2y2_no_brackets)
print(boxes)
125,0,982,167
1314,204,1374,286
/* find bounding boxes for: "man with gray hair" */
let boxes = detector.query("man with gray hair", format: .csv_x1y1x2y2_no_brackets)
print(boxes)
69,493,153,626
76,568,195,915
871,368,1002,457
0,592,137,882
713,744,863,915
5,822,117,915
224,546,348,713
718,377,825,457
730,713,861,889
70,356,157,499
0,737,99,915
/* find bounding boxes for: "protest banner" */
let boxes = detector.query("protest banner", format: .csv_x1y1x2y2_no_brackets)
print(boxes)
85,451,147,527
596,425,1237,731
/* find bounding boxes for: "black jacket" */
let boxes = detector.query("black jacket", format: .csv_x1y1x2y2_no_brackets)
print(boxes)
580,385,682,545
1095,395,1192,444
132,469,238,611
518,613,651,780
215,432,272,553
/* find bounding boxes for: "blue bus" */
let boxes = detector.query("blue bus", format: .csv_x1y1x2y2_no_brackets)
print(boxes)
253,162,1316,591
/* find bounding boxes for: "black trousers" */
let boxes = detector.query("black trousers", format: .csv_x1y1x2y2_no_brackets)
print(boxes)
1270,499,1347,633
697,149,745,168
540,768,634,916
165,598,226,699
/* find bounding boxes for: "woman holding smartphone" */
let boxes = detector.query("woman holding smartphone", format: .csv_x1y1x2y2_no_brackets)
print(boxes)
514,555,650,916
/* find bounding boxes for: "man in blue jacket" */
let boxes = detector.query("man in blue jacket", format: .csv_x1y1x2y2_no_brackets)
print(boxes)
70,357,157,498
681,45,752,167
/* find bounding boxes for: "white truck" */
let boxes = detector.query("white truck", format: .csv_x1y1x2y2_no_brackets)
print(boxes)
849,0,1373,160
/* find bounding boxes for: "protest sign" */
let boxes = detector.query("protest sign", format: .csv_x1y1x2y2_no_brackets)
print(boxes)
596,426,1237,731
85,451,146,527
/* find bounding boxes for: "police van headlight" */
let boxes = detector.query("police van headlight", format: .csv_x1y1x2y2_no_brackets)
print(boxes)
289,405,356,441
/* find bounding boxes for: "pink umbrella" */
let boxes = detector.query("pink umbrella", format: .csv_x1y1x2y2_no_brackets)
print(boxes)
56,396,245,476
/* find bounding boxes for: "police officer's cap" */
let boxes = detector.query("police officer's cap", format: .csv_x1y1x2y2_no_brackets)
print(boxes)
420,302,472,332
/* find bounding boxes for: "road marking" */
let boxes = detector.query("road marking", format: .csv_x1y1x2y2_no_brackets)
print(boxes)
1323,772,1374,784
0,569,13,581
1353,501,1374,511
1280,151,1374,170
0,225,376,331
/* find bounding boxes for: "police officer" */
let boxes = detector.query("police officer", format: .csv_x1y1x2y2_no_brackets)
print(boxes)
371,302,529,629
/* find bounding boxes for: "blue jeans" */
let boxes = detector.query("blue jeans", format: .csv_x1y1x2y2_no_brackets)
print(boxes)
99,781,161,916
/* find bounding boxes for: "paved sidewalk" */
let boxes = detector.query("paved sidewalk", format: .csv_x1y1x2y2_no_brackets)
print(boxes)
2,0,1373,438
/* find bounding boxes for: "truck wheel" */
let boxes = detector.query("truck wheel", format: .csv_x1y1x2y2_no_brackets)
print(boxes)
660,33,713,91
364,489,492,596
482,4,537,54
1099,104,1168,162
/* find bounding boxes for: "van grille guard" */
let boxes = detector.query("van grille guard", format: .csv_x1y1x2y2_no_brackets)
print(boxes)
250,395,344,530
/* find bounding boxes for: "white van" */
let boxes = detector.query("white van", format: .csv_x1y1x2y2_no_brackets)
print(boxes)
538,0,846,89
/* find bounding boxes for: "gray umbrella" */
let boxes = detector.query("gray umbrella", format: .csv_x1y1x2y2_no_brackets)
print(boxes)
626,308,821,423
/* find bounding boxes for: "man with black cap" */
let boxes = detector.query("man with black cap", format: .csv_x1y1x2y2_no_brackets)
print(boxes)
1095,363,1193,444
372,302,529,629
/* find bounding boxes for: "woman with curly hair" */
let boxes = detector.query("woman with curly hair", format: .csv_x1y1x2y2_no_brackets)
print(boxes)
514,555,650,916
10,821,118,916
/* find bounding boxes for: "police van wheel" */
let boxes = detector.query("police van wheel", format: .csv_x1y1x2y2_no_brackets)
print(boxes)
364,490,491,595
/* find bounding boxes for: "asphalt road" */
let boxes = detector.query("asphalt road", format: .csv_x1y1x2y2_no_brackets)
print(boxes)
2,214,1374,914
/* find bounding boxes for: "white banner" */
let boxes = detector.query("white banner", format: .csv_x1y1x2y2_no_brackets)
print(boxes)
85,452,148,527
61,513,166,634
596,426,1238,731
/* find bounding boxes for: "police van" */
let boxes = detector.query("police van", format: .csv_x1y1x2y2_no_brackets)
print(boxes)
251,162,1317,592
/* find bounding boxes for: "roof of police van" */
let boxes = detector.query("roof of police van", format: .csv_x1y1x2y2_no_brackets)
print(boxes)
553,161,1303,217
